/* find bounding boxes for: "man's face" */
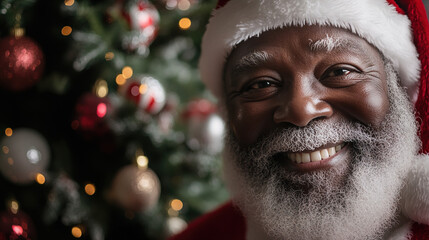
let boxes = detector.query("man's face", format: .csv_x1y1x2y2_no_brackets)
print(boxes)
224,25,389,148
222,25,418,239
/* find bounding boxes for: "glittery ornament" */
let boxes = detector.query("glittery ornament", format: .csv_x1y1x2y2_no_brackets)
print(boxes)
119,75,166,114
74,93,112,135
122,0,160,55
0,128,50,184
111,165,161,212
0,210,37,240
0,35,44,91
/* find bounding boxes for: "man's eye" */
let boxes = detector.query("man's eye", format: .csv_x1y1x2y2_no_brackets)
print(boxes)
247,80,274,90
327,68,351,77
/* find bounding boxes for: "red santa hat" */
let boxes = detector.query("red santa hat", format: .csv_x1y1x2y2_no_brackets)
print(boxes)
199,0,429,226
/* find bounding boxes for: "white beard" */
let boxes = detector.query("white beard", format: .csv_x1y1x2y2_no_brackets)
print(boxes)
222,62,420,240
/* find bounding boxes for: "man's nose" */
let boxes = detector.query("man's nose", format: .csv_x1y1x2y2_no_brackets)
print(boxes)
273,82,333,127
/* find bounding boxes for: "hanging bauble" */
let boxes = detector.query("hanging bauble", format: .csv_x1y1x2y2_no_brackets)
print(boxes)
187,113,225,154
182,98,216,120
183,99,224,154
121,0,160,55
73,93,112,135
111,165,161,212
119,75,166,115
165,216,187,237
0,210,37,240
0,30,45,91
0,128,50,184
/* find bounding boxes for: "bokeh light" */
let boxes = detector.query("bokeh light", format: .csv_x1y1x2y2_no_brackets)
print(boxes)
96,103,107,118
170,199,183,211
64,0,75,6
85,184,96,196
5,128,13,137
139,83,148,94
137,155,148,169
105,52,114,61
36,173,46,184
179,18,191,30
71,226,82,238
61,26,73,36
122,66,133,79
178,0,191,11
2,146,9,154
10,200,19,214
116,74,126,85
94,79,108,98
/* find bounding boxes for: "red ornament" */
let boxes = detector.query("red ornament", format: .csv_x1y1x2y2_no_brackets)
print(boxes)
182,98,217,120
119,75,166,114
121,0,160,54
0,210,37,240
0,35,44,91
73,93,112,134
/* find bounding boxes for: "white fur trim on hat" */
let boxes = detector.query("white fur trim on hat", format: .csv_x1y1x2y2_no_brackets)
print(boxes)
200,0,421,102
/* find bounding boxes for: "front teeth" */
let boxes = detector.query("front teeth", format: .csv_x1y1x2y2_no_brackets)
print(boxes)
287,144,345,164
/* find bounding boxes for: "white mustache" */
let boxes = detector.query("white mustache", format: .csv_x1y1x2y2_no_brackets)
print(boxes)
227,117,378,164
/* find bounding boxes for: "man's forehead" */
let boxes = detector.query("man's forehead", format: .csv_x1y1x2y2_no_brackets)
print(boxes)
226,28,373,77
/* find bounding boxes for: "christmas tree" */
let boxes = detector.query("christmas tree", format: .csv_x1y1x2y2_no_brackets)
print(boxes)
0,0,229,239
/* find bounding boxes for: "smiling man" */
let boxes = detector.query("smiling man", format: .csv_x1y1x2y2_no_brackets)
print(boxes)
170,0,429,239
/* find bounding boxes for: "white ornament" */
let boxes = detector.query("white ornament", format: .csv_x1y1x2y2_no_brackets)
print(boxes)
119,75,166,115
0,128,50,184
165,216,187,236
187,113,225,154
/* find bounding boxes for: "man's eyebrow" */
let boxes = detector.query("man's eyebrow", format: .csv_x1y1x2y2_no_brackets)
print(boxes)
309,35,354,52
230,50,271,76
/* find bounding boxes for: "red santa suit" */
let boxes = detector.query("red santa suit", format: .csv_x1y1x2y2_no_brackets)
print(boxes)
171,0,429,239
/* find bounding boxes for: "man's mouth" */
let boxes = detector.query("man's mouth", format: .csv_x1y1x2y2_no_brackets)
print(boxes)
287,143,346,164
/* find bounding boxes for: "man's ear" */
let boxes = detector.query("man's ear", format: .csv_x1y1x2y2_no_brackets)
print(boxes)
401,154,429,225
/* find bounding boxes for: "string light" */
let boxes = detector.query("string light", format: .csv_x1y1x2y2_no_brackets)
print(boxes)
85,184,96,196
94,79,108,98
139,83,148,94
178,0,191,11
96,103,107,118
7,157,14,166
2,146,9,154
137,155,148,169
64,0,75,6
179,18,191,30
61,26,73,36
10,200,19,214
168,208,179,217
105,52,114,61
36,173,46,184
5,128,12,137
170,199,183,211
71,226,82,238
115,74,126,85
122,66,133,79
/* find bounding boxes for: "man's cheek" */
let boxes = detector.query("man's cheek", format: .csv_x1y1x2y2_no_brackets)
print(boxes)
228,103,276,146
